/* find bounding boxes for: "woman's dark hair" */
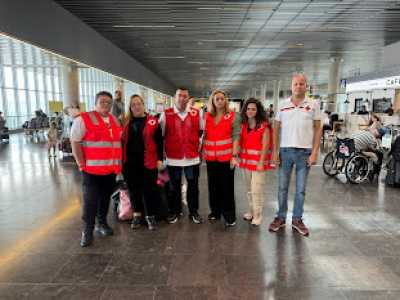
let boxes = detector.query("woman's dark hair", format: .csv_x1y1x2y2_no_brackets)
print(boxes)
240,98,267,128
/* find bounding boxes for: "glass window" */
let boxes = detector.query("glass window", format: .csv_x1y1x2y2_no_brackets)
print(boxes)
16,68,25,89
27,68,35,90
35,48,43,65
38,91,46,111
53,68,59,93
36,68,44,91
18,90,28,116
3,66,14,88
46,72,53,92
5,89,16,116
29,91,37,114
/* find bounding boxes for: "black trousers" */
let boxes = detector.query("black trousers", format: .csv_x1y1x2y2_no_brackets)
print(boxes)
122,164,158,217
167,164,200,216
206,161,236,223
82,172,116,231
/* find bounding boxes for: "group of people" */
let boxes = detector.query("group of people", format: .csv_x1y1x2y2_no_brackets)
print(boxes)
71,73,322,247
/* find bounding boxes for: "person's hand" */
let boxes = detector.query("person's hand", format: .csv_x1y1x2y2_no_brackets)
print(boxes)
271,151,280,167
308,152,318,166
230,157,238,169
157,160,164,171
256,162,264,172
78,161,85,171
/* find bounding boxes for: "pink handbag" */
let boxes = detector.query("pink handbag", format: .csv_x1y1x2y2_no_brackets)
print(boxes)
118,188,133,221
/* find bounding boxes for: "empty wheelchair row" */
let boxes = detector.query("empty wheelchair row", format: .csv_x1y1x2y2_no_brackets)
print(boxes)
322,138,382,184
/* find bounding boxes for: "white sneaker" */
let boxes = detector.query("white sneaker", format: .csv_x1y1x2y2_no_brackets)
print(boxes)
243,212,253,221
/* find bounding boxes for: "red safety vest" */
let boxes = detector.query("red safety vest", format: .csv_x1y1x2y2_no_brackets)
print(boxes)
81,111,122,175
204,111,234,162
239,121,273,171
122,114,159,170
164,107,200,159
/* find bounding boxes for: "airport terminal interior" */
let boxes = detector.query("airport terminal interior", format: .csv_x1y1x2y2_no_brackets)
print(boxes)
1,0,400,299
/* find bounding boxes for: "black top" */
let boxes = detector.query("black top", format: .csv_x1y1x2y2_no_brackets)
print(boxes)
126,116,163,166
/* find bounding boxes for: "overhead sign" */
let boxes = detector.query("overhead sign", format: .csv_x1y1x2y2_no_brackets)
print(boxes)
346,75,400,93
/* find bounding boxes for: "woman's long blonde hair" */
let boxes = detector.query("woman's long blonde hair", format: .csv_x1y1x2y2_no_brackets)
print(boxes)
207,90,230,116
124,94,145,125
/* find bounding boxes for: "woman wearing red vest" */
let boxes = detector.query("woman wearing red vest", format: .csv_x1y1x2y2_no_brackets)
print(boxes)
239,98,273,226
204,90,241,227
71,91,123,247
122,94,163,231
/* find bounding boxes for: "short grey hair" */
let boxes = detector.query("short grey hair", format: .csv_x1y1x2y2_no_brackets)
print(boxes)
292,72,308,84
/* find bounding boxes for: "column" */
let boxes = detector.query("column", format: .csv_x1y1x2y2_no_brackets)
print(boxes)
394,89,400,113
327,57,343,112
260,82,267,105
61,62,79,108
272,80,281,112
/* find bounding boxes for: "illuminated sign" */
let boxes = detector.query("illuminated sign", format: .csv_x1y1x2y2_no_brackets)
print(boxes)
346,76,400,93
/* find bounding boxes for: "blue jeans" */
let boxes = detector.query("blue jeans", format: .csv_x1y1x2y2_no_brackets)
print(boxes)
277,148,311,220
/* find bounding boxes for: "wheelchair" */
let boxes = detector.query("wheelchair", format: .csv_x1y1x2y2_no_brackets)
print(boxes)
322,138,355,177
345,150,382,184
323,138,381,184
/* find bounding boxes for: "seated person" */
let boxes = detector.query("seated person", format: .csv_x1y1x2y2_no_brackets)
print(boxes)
351,128,383,175
385,105,394,116
368,113,382,131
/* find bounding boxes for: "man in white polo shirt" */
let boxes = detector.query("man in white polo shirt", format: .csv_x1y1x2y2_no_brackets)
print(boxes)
268,73,322,236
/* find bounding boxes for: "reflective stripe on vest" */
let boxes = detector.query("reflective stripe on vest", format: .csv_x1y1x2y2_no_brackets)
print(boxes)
204,138,232,146
246,149,261,155
82,141,121,148
86,159,123,167
204,149,232,156
88,112,99,125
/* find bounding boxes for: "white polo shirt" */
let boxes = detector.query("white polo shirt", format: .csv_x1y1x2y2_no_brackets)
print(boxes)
275,97,321,149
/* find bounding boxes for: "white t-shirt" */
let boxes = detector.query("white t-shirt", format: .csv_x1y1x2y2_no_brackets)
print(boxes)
275,97,321,149
159,105,204,167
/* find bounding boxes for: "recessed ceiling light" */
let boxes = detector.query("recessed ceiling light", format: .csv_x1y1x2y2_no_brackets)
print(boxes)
296,43,304,46
113,25,175,28
188,61,210,64
197,7,222,10
201,39,248,42
151,56,185,59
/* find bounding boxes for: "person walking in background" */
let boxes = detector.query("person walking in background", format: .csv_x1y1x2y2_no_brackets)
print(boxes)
269,73,322,237
122,94,163,231
159,87,204,224
203,90,240,227
112,90,125,122
47,122,58,157
239,98,273,226
71,91,122,247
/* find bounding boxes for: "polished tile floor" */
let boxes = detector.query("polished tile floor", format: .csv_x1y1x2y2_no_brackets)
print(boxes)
1,134,400,299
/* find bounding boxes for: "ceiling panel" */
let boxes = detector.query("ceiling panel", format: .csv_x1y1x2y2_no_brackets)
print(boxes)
53,0,400,97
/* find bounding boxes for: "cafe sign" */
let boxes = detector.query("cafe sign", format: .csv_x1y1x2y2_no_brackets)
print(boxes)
346,75,400,93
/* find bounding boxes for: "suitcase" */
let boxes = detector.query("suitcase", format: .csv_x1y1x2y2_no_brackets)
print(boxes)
59,137,72,153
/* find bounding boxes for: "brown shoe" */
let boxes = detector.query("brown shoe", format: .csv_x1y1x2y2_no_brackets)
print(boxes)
268,217,286,232
292,219,309,236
